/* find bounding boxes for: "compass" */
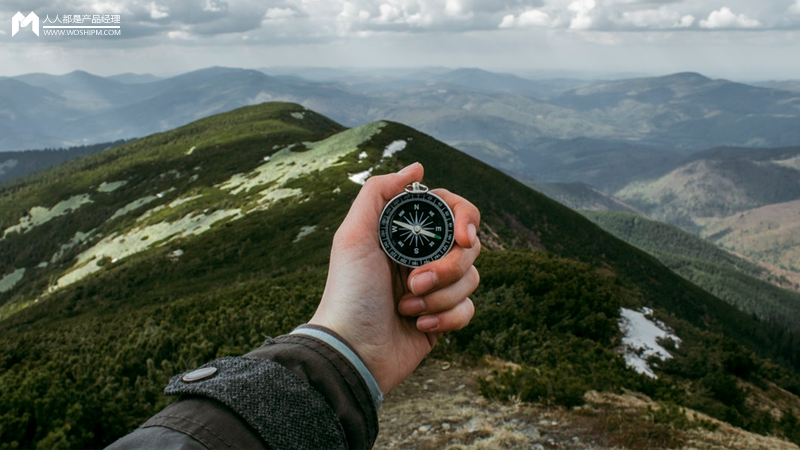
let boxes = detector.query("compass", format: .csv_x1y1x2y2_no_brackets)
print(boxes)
379,182,455,268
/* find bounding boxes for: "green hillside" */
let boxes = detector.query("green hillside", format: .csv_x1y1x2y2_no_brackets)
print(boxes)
1,103,799,449
583,210,800,332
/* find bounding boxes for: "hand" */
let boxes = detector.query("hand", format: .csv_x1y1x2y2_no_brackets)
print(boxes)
309,162,481,393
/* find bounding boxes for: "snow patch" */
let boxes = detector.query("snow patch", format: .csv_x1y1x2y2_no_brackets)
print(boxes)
358,151,368,161
349,169,373,185
0,268,25,293
186,146,197,155
263,156,271,162
169,195,203,208
218,121,386,203
109,196,158,221
293,225,318,243
167,249,184,261
97,181,127,193
51,230,96,263
258,188,302,204
383,140,407,159
619,307,681,379
3,194,93,238
57,209,241,289
291,112,305,120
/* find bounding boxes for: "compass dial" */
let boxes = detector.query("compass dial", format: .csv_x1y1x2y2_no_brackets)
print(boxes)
379,190,455,267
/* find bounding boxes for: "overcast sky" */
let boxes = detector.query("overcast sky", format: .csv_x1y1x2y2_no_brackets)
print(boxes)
2,0,800,80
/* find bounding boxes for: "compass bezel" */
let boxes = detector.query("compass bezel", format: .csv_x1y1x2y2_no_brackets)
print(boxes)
379,190,455,268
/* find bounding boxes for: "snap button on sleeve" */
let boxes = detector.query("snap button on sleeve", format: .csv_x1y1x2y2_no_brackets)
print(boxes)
182,366,218,382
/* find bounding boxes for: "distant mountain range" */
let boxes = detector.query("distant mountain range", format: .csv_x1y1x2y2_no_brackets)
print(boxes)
1,103,799,448
4,67,799,161
3,66,800,289
615,145,800,273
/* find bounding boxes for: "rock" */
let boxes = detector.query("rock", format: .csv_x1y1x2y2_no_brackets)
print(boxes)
523,426,541,441
442,422,451,431
418,425,432,433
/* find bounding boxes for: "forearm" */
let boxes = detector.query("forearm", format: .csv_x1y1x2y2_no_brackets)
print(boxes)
107,326,380,450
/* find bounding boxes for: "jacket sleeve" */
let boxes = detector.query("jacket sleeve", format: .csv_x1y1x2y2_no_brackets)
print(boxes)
106,325,381,450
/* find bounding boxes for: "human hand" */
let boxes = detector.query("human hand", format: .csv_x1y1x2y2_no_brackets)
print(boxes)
309,162,481,393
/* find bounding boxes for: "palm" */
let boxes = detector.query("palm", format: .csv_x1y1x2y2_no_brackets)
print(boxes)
317,211,435,392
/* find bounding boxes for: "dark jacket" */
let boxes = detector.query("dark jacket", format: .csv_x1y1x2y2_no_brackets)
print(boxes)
107,325,381,450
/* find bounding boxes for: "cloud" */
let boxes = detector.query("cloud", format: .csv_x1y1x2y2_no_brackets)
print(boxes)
264,7,297,22
791,0,800,14
203,0,226,13
700,7,760,29
167,30,194,40
148,2,169,19
499,9,551,28
335,0,542,32
568,0,595,30
620,6,694,29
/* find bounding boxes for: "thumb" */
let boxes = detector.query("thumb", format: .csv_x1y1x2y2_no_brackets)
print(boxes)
352,162,425,222
336,163,425,245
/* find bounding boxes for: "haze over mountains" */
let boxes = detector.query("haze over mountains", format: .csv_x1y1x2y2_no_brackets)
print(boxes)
1,103,799,449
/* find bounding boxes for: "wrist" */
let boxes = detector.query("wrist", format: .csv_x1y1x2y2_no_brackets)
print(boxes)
290,325,384,409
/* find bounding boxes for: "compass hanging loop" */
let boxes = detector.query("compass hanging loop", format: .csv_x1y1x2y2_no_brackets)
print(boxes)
405,182,429,194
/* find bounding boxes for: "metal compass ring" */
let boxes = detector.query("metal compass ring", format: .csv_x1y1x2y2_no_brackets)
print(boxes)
404,182,429,194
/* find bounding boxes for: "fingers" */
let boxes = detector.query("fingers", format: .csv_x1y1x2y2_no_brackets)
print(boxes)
416,297,475,333
408,239,481,296
399,265,479,316
431,188,481,249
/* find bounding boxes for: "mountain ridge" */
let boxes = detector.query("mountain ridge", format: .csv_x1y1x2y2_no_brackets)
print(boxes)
1,102,799,449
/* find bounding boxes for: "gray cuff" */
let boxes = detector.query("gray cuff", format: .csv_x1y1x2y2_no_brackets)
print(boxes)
290,327,384,410
165,356,347,450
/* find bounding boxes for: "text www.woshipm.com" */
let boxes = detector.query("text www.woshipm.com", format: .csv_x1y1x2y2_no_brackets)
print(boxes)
43,29,121,36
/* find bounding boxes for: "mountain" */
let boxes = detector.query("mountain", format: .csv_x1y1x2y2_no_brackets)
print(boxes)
583,210,800,332
0,78,82,151
0,141,125,185
617,146,800,224
4,68,800,197
549,72,800,149
752,80,800,93
1,103,799,449
419,67,588,98
13,70,154,110
701,199,800,274
528,181,640,213
107,73,163,84
615,145,800,276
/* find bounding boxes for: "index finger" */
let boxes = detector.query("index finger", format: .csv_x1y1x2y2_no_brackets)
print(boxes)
431,188,481,250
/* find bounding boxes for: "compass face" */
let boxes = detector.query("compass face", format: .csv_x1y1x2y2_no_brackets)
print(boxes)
379,191,455,267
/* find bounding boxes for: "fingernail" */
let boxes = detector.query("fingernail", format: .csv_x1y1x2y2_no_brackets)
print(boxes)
410,272,438,295
417,315,439,332
398,162,420,175
400,297,426,316
468,223,477,247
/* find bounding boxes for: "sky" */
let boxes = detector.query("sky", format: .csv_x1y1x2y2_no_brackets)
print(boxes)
2,0,800,81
